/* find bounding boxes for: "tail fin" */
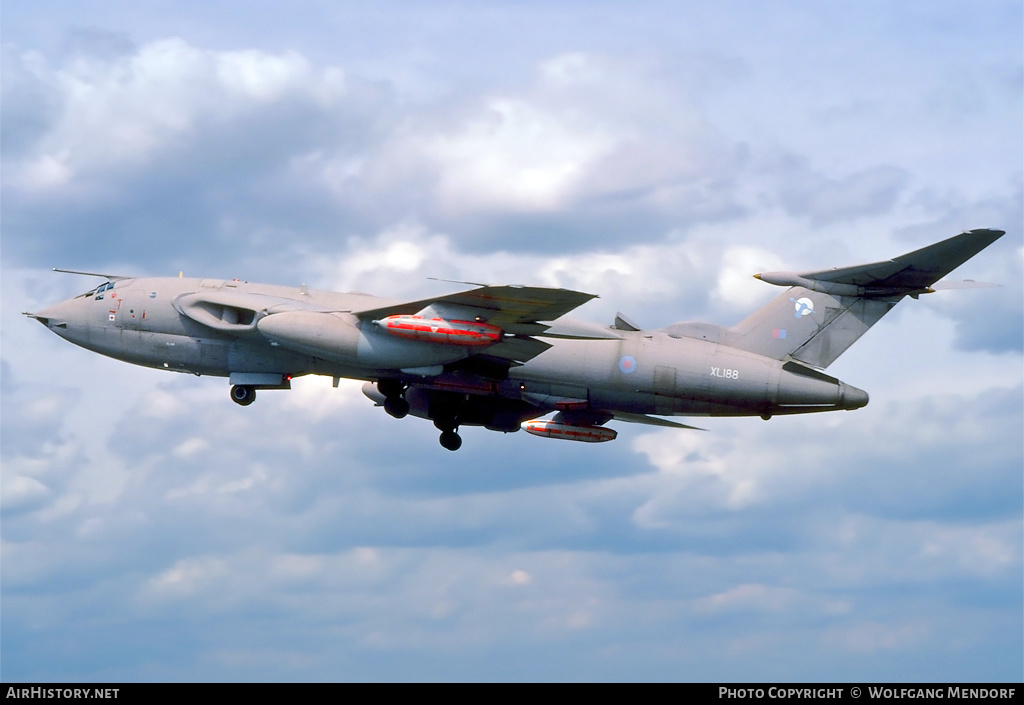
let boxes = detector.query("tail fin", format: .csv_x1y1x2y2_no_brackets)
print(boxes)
726,286,897,368
725,228,1005,369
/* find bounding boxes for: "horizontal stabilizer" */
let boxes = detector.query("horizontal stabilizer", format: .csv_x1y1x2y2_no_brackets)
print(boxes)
734,228,1005,369
803,228,1004,289
756,229,1005,295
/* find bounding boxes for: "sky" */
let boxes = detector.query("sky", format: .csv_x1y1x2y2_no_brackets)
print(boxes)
2,0,1022,682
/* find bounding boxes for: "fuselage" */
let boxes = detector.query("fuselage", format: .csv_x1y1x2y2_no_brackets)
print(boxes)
29,229,1007,450
31,275,868,428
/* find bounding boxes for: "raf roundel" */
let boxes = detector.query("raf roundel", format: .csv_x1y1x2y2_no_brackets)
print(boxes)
792,297,815,318
618,355,637,374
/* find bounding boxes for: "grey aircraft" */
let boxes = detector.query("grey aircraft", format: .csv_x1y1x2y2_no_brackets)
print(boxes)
26,228,1004,450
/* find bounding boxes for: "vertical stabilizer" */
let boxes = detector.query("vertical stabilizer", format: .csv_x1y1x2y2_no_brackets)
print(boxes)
727,288,897,368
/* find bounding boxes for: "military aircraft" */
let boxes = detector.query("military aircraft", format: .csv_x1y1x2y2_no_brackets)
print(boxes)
26,228,1004,450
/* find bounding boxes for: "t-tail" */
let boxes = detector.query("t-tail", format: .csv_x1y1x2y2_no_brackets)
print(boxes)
724,228,1005,369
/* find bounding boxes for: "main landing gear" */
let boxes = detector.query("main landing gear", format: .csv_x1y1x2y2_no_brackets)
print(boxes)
230,384,256,406
378,379,410,419
376,379,464,451
433,410,462,451
439,430,462,451
384,397,410,418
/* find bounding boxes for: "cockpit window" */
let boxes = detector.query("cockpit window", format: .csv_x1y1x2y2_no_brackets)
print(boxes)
76,281,114,299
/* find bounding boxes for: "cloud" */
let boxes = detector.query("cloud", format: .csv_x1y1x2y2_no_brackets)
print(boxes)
1,474,52,515
776,161,912,225
422,96,618,213
0,45,63,161
824,621,931,655
935,232,1023,355
2,3,1021,683
633,382,1022,526
695,583,803,614
6,38,346,188
2,42,758,273
411,51,737,220
2,38,384,273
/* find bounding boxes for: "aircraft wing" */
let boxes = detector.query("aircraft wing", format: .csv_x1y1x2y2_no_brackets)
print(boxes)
610,411,706,430
351,285,597,328
552,409,705,430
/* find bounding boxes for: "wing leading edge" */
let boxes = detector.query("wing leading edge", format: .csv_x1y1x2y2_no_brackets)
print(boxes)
353,284,602,365
352,285,597,329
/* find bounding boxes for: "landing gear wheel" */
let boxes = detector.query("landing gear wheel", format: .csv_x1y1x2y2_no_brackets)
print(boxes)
379,379,409,418
230,385,256,406
439,430,462,451
433,414,457,432
377,379,404,398
384,396,410,419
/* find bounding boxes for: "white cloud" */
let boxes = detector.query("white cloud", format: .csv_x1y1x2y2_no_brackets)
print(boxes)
824,621,931,654
423,96,618,212
919,525,1017,576
16,151,73,189
714,245,787,310
0,474,52,513
172,437,210,459
5,38,348,191
146,556,228,598
508,569,532,586
695,583,802,613
346,50,738,223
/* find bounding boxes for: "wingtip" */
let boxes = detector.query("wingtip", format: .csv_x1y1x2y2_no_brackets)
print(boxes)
967,227,1005,238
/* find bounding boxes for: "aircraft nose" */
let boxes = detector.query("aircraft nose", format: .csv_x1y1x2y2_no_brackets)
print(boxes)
25,298,79,330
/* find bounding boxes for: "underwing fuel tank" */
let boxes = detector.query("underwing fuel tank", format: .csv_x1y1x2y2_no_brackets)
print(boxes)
256,310,474,369
521,419,617,443
374,315,502,346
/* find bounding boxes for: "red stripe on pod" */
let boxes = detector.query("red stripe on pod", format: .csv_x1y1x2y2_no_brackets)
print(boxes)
521,420,617,443
379,315,502,346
